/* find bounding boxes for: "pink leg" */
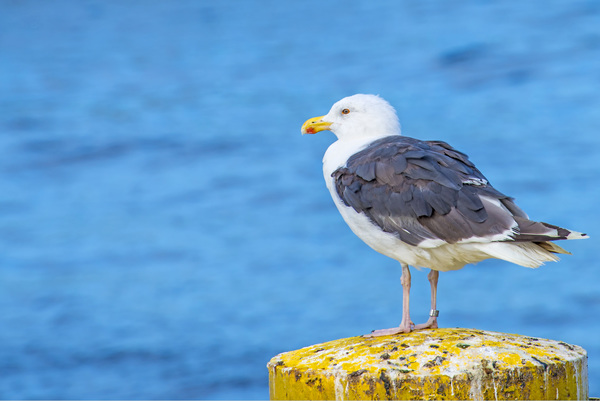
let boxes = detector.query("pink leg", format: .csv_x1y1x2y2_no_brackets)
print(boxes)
366,264,414,337
414,269,439,330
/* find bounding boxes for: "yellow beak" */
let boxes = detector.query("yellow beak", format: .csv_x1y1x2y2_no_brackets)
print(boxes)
301,115,332,135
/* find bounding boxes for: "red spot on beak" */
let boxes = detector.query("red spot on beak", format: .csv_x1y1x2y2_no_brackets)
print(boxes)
305,127,316,134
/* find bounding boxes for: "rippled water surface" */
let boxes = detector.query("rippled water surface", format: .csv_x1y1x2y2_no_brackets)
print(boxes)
1,1,599,398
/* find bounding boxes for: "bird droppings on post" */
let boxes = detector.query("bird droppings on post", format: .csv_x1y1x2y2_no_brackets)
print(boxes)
267,328,588,400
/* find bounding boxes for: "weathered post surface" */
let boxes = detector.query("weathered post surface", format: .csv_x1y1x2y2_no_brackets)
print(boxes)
267,328,588,400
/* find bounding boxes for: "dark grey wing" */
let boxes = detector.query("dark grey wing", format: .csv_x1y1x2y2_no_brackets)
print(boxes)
424,141,583,243
332,136,521,246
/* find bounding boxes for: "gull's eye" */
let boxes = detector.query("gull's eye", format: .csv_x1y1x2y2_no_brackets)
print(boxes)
341,108,350,115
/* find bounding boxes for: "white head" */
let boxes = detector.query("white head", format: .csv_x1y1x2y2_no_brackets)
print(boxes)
301,94,401,140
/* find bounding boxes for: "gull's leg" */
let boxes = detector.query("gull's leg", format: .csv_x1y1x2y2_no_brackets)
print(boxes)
365,263,413,337
398,263,413,332
414,269,439,330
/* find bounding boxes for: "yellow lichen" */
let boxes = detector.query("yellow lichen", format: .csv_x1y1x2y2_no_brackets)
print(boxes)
267,328,588,400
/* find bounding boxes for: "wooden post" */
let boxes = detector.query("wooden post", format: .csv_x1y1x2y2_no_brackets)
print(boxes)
267,328,588,400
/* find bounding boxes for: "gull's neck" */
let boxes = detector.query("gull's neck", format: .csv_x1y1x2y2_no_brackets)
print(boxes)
323,133,399,173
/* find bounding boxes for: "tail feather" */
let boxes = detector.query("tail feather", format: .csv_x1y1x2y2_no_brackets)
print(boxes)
475,242,559,268
513,217,588,242
536,241,571,255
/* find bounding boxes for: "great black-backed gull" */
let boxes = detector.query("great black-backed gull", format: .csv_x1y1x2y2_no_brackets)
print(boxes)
301,94,588,336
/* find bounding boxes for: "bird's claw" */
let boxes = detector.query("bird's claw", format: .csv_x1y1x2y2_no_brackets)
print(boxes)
413,316,438,330
364,320,413,337
365,317,438,337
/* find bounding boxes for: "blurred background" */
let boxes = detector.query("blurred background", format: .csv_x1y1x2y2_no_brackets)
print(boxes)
1,0,599,399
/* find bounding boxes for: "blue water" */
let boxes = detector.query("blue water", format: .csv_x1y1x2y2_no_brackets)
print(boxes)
1,1,599,398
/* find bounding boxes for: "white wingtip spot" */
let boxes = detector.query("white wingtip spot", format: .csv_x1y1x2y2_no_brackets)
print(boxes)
567,231,589,240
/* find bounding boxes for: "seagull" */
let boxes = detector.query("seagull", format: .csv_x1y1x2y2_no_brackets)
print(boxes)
301,94,588,336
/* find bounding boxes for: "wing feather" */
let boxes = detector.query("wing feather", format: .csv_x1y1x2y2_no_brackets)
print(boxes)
332,136,519,245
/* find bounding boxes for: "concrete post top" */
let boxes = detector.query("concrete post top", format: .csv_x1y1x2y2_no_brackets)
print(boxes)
267,328,588,400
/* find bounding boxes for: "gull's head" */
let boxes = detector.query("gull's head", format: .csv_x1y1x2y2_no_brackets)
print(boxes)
301,94,401,140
